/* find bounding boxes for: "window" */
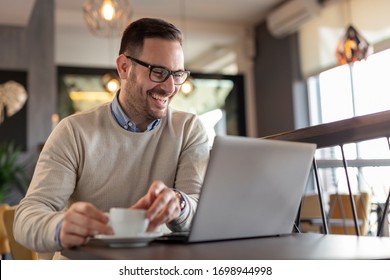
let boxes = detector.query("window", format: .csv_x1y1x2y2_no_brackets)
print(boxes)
307,49,390,212
308,48,390,124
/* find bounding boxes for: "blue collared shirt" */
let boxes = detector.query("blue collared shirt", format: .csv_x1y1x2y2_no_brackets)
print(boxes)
110,91,160,132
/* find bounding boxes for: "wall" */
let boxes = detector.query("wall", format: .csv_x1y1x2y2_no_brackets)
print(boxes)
0,0,55,159
253,22,308,137
299,0,390,77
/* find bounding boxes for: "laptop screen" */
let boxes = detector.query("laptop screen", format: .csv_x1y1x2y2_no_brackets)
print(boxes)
187,135,316,242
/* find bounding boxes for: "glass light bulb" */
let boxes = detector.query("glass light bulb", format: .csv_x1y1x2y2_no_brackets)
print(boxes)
106,79,120,92
181,81,193,95
102,0,115,21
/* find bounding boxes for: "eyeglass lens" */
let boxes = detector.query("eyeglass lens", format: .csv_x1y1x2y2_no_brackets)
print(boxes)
125,55,189,85
150,67,188,85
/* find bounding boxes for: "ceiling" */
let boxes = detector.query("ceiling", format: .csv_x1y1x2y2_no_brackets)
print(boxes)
0,0,287,26
0,0,286,70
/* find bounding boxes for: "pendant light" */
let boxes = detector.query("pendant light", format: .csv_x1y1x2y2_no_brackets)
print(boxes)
335,0,370,65
83,0,133,37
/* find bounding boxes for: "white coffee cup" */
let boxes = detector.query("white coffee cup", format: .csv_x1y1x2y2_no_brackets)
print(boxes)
108,208,149,237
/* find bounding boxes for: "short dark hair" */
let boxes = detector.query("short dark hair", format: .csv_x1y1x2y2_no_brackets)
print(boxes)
119,18,183,56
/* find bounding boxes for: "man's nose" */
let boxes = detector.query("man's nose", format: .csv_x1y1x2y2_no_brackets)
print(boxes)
159,75,176,93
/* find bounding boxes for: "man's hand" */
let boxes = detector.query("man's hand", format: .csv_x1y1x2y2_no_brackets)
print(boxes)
59,202,113,248
131,180,181,231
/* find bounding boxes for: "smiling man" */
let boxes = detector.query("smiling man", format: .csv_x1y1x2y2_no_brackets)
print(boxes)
14,18,210,259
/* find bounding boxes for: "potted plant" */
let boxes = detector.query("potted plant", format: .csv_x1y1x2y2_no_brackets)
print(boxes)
0,142,28,203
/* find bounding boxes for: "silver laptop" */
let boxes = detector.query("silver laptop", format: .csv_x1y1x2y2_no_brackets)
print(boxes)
160,135,316,243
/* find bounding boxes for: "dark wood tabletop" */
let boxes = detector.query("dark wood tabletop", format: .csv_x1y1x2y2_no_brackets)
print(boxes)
62,233,390,260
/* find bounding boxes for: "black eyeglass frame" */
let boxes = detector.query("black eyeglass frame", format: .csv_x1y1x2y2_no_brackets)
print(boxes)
125,55,190,85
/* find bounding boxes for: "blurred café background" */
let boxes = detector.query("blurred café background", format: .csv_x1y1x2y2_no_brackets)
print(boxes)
1,0,390,236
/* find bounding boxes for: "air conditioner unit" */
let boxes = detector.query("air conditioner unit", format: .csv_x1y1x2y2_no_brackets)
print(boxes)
266,0,320,38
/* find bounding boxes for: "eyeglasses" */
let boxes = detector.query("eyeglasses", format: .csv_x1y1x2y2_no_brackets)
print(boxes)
126,55,190,85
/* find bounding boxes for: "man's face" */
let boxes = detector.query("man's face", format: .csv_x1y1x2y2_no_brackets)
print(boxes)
122,38,184,124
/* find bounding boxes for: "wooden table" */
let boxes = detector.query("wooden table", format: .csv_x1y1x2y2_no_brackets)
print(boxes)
62,233,390,260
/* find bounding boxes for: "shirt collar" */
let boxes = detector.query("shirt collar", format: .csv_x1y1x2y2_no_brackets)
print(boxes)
111,90,160,132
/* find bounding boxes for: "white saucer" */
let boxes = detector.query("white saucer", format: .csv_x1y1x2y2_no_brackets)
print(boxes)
88,232,163,247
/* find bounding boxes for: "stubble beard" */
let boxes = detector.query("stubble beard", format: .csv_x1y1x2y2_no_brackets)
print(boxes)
124,75,170,123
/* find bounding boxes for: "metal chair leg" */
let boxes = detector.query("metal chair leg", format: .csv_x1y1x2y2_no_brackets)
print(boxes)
377,137,390,237
340,145,360,236
312,158,328,234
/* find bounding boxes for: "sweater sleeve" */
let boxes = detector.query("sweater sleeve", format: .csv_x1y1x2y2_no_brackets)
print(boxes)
167,114,210,231
14,119,79,253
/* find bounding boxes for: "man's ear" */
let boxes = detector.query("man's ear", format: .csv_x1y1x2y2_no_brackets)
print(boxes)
116,54,130,79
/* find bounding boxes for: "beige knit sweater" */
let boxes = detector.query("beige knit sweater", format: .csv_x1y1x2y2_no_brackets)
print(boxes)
14,103,209,257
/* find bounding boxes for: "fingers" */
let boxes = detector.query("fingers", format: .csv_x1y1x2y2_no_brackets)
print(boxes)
59,202,112,249
130,197,150,209
147,199,180,231
131,181,183,231
145,181,181,231
131,181,165,210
